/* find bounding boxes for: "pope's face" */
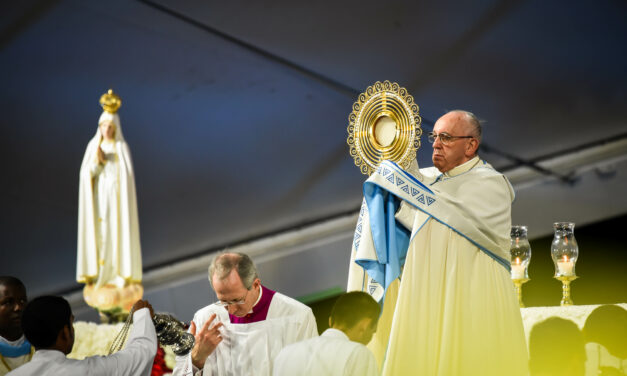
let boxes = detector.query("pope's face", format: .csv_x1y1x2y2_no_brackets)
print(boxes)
99,121,116,141
431,112,476,173
212,269,260,317
0,284,27,338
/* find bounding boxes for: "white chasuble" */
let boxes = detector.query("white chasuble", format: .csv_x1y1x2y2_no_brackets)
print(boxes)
348,157,529,376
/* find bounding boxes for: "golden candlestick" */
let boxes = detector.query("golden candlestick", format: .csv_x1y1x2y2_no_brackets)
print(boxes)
512,278,529,308
555,275,578,306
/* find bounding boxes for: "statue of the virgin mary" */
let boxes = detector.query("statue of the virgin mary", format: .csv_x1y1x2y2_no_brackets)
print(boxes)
77,89,143,316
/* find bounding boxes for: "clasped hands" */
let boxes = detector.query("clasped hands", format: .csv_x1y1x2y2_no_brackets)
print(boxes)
190,313,224,369
97,145,106,164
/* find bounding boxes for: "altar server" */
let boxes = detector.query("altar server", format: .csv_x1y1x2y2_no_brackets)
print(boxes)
273,291,379,376
173,252,317,376
583,304,627,376
529,317,586,376
348,110,529,375
0,277,31,376
7,297,156,376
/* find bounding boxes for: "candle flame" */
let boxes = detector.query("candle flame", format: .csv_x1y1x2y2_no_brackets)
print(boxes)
562,255,568,262
514,257,521,265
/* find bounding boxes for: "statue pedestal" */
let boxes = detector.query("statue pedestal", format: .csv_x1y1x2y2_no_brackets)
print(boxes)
82,283,144,323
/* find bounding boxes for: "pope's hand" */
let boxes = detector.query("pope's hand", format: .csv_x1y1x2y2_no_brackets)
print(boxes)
190,314,224,369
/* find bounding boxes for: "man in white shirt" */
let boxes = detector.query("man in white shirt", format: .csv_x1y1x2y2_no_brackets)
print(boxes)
0,277,32,376
173,252,318,376
7,296,157,376
273,291,379,376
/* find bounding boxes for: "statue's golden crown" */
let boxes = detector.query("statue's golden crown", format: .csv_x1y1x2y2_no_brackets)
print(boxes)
99,89,122,113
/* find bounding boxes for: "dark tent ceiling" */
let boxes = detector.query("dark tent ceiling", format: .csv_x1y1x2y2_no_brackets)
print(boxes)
2,0,626,298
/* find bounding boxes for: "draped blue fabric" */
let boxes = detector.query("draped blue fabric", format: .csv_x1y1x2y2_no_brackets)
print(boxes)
0,339,31,357
356,183,410,296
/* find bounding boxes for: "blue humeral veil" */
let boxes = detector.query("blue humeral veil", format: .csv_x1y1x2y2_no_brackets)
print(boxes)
348,160,512,302
354,185,410,300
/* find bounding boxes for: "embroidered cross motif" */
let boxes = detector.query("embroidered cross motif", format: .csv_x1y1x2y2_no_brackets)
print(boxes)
353,230,361,249
354,238,361,250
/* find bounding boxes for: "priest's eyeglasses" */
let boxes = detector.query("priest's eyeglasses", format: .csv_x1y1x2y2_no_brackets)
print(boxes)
427,132,474,146
215,289,249,306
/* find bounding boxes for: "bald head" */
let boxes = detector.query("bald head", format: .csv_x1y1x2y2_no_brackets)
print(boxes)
449,110,482,142
209,253,262,317
431,110,481,172
209,252,259,289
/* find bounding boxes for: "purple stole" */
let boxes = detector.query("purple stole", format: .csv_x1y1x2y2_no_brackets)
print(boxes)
228,285,276,324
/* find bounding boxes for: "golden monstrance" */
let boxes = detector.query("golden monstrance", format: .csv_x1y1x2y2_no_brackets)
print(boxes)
347,80,422,175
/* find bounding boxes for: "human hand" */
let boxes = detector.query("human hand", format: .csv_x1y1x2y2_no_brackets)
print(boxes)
97,146,106,164
131,299,155,319
190,314,224,369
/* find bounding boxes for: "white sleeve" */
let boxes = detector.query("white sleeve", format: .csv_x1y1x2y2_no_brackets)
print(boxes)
85,308,157,376
172,315,210,376
395,201,416,230
172,354,206,376
299,309,318,340
346,346,378,376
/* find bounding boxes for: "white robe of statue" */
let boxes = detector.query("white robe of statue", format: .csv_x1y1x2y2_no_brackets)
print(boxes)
77,111,142,288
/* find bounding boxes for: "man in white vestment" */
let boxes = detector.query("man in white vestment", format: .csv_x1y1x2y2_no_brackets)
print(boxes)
173,252,318,376
583,305,627,376
273,291,379,376
528,317,586,376
7,297,157,376
347,110,529,375
0,277,32,376
77,103,142,289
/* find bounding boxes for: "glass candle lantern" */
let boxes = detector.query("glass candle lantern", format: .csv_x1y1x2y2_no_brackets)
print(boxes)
551,222,578,277
510,225,531,280
551,222,579,306
510,225,531,307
